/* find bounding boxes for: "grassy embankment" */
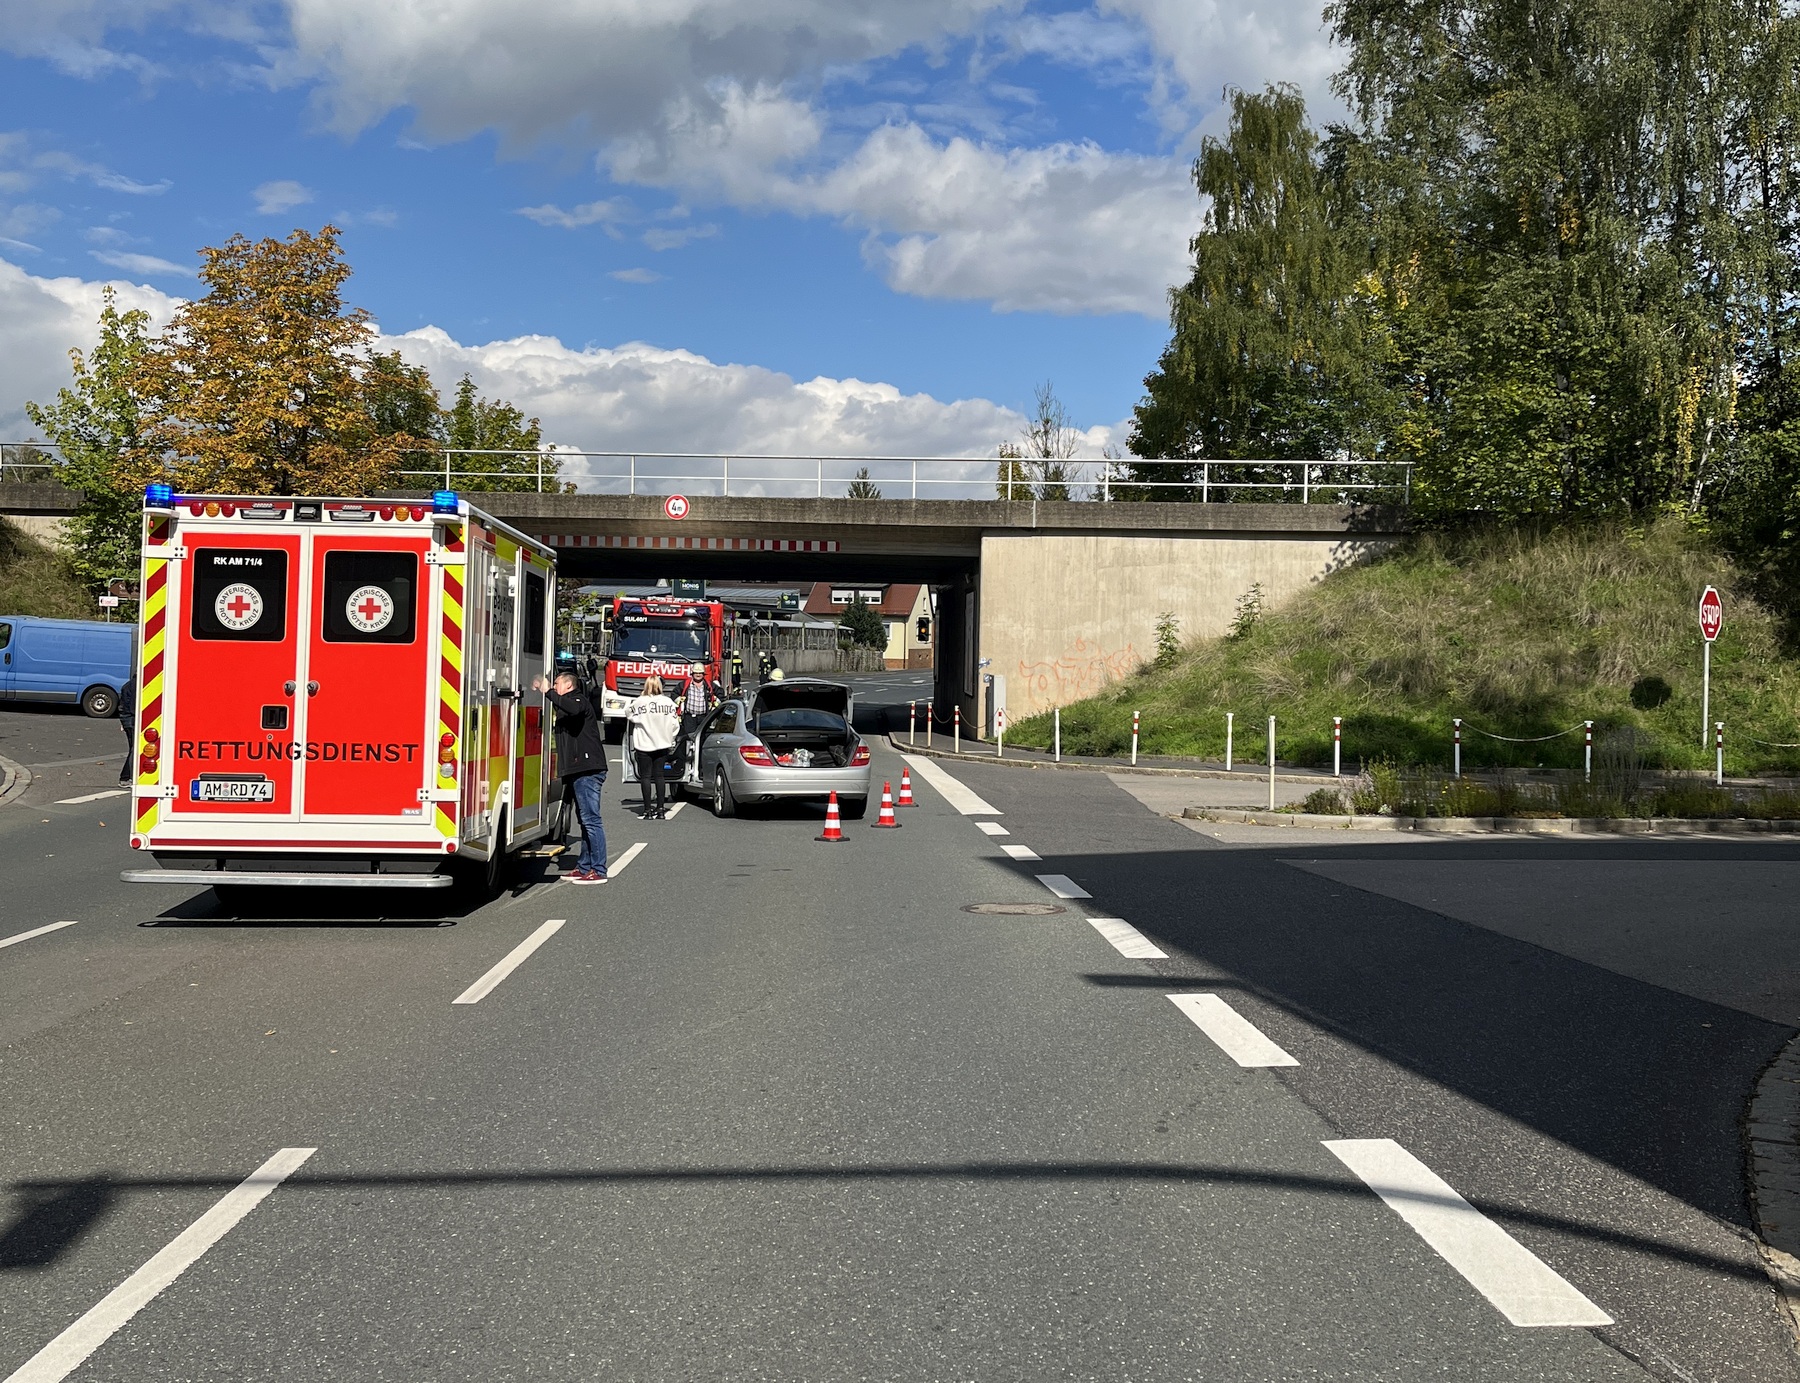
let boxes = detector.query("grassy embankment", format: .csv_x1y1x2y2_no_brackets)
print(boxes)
1009,520,1800,779
0,516,94,619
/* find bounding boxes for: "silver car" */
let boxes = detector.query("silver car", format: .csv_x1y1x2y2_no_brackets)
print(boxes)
680,678,872,818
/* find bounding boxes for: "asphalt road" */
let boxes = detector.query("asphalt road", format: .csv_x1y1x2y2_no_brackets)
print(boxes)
1,683,1795,1381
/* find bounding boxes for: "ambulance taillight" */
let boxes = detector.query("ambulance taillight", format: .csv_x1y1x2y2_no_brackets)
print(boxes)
438,731,457,778
139,726,161,777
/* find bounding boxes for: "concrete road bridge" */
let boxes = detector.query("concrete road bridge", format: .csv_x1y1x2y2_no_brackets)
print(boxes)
0,467,1408,730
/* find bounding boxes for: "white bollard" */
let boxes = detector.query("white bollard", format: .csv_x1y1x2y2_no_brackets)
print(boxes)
925,701,933,751
1225,712,1234,772
1716,721,1724,786
1333,716,1342,778
1584,720,1593,783
1131,709,1140,766
997,706,1005,759
1453,718,1462,779
1267,715,1276,811
1053,707,1061,762
909,700,916,745
954,705,961,755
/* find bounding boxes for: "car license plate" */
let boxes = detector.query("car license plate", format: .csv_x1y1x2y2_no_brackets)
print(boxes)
190,775,275,803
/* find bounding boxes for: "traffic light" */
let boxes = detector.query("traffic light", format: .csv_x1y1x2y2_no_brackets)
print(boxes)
916,616,931,641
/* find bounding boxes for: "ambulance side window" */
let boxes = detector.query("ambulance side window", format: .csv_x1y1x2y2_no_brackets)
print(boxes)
190,548,289,641
322,551,418,644
522,570,546,658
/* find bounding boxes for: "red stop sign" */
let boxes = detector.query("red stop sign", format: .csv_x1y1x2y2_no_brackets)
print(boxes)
1699,586,1723,642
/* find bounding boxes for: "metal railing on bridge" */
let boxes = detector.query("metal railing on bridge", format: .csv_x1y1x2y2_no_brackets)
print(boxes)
397,450,1413,505
1,443,1413,505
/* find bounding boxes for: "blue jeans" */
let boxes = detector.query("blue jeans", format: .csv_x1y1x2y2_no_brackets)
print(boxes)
568,772,607,874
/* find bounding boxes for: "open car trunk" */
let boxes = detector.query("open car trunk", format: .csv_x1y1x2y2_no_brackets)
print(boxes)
750,682,856,768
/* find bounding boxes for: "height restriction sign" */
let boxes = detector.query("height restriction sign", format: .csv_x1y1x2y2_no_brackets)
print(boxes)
1699,586,1723,642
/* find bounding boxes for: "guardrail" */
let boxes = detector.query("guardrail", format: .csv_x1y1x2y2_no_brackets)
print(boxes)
397,450,1413,504
1,444,1413,504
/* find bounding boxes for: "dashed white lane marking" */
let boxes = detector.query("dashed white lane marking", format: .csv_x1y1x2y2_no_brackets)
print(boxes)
609,842,647,875
900,754,1001,815
664,802,686,819
454,919,566,1005
1087,916,1166,959
1323,1139,1612,1328
1035,873,1091,899
1001,843,1041,861
1168,993,1298,1067
975,821,1009,837
0,920,79,952
55,789,128,805
4,1146,316,1383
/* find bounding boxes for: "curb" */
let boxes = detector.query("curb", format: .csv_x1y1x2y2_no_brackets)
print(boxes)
885,737,1329,784
1748,1033,1800,1346
1181,808,1800,835
0,754,30,808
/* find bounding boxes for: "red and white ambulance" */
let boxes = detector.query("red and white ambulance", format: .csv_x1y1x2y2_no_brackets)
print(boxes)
122,486,558,893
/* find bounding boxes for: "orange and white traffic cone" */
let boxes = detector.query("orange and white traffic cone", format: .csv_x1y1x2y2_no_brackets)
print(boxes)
897,767,915,806
817,791,847,842
872,781,902,827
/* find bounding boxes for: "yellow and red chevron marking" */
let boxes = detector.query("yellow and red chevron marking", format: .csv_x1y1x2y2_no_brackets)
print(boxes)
435,564,464,839
135,519,172,835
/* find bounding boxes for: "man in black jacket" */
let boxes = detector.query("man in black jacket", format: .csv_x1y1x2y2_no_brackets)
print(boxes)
532,669,609,884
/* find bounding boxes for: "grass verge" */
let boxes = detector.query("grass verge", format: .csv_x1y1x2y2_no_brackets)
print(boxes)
1009,519,1800,776
0,517,97,619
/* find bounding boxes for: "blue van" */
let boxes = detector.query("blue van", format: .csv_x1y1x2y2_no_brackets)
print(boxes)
0,615,134,717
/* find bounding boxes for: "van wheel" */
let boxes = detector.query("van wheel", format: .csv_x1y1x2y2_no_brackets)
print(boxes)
713,769,737,818
81,685,118,718
483,814,512,897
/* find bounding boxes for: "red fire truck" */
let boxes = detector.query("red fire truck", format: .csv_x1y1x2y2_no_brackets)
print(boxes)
121,486,558,894
599,596,727,732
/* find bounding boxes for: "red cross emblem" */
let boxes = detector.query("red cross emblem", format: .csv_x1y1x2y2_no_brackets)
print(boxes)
346,584,395,634
213,582,263,631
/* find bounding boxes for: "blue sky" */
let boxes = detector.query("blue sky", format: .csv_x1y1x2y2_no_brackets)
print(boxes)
0,0,1338,458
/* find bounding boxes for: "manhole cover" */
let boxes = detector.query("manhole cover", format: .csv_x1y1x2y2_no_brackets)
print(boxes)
962,903,1066,916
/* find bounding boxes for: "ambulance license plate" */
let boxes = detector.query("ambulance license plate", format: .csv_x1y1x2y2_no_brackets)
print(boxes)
190,775,275,803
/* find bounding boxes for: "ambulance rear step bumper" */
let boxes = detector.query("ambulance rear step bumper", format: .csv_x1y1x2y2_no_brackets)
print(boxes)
121,869,454,889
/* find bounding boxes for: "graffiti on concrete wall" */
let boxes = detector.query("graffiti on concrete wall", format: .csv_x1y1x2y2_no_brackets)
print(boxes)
1017,635,1140,708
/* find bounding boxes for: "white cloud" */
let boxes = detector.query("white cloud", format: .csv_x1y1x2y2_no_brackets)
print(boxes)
641,224,718,251
0,255,1123,482
253,178,314,214
382,325,1120,476
613,95,1195,316
0,255,180,435
1100,0,1343,138
608,267,662,284
89,249,190,277
518,198,632,230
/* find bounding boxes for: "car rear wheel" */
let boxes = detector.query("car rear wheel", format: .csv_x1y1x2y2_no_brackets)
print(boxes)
840,796,868,820
713,768,737,818
81,684,118,718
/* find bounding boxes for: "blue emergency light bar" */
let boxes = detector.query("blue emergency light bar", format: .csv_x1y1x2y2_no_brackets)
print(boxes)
144,483,174,508
431,490,460,514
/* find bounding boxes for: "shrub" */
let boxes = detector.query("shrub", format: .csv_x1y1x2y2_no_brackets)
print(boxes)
1301,787,1349,814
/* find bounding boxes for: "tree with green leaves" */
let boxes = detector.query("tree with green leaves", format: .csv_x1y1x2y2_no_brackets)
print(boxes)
441,374,564,492
25,288,153,590
1129,86,1388,497
839,594,887,650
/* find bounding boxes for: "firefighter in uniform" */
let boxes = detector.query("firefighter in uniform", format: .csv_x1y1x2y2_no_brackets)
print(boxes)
730,647,743,692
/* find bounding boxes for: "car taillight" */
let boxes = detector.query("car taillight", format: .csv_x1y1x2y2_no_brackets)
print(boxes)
438,731,457,778
739,744,775,766
850,744,870,766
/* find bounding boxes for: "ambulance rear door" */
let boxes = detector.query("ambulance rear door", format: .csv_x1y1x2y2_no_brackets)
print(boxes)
302,528,434,819
165,528,305,821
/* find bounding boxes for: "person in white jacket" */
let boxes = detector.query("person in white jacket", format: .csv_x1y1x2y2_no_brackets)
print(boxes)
626,675,681,820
